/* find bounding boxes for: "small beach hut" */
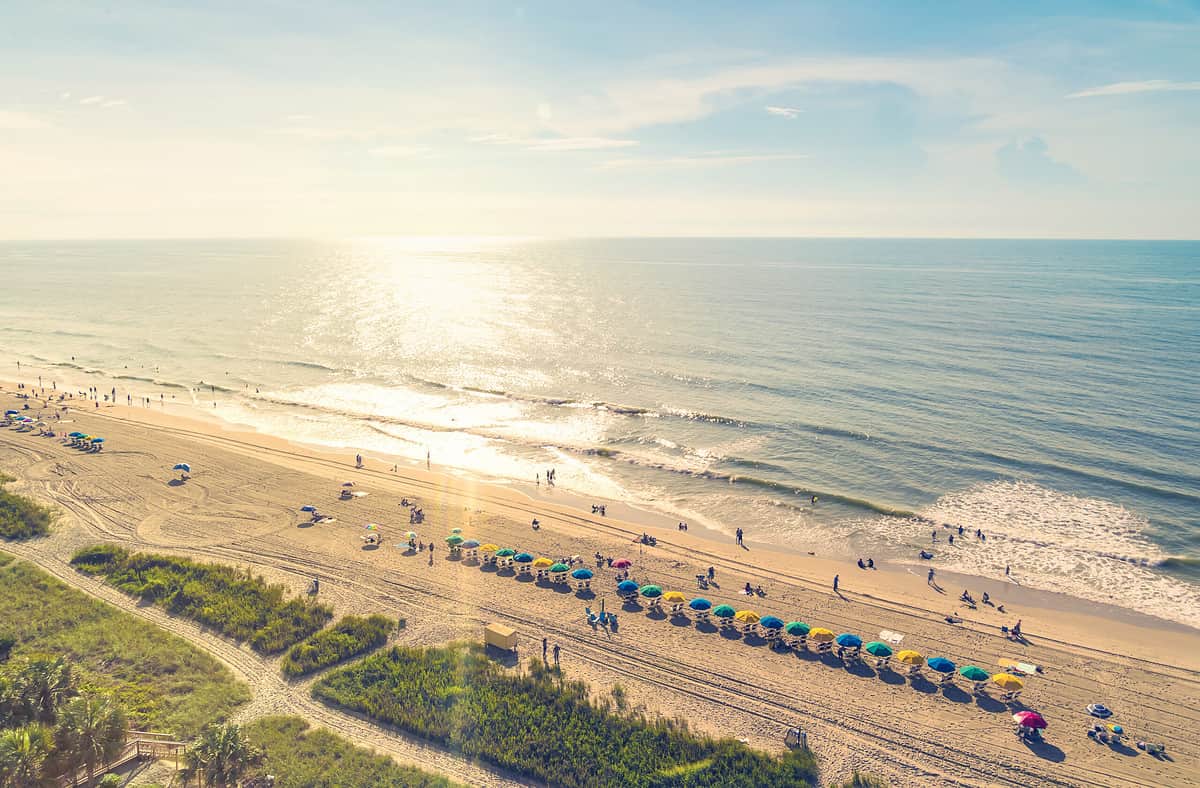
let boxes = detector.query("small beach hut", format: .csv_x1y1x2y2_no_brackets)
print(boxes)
896,649,925,677
495,548,516,569
480,543,499,565
992,673,1025,702
808,627,836,654
688,597,712,623
662,590,687,614
835,633,863,662
461,539,481,562
571,567,594,591
784,621,810,650
734,610,761,635
513,552,535,576
959,665,990,693
532,556,554,580
617,579,640,602
864,641,893,669
713,604,736,631
927,657,956,686
549,562,570,584
1013,710,1047,738
759,615,785,644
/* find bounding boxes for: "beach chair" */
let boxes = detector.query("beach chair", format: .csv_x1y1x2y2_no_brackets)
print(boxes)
669,601,685,615
552,570,568,584
585,607,599,626
647,598,663,614
693,610,710,625
838,646,861,664
464,547,479,562
874,655,891,671
518,563,533,577
816,641,832,655
741,621,759,636
762,628,781,645
935,671,954,687
575,578,591,592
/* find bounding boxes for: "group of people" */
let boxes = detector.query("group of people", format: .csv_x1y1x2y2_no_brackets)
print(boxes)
538,468,557,486
855,557,876,569
591,504,607,516
676,521,689,531
735,527,745,546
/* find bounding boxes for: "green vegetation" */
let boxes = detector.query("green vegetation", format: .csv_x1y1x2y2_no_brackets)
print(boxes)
244,716,459,787
184,723,262,788
0,554,248,737
0,476,52,540
281,615,393,678
313,641,819,788
71,545,332,655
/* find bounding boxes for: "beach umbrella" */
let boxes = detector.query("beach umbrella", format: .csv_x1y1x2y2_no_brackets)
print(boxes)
495,548,516,557
784,621,810,636
532,557,554,568
864,641,893,658
549,563,570,573
513,552,534,563
68,431,83,437
662,591,687,603
450,527,463,535
406,531,419,540
300,505,317,512
365,523,379,531
617,580,640,594
734,610,760,623
895,650,925,666
835,633,863,648
342,481,355,487
462,539,481,549
612,558,632,569
927,657,956,674
90,437,104,443
760,615,785,630
808,627,836,643
571,568,594,580
5,410,18,416
1013,711,1047,729
639,585,663,598
1108,724,1124,735
959,666,990,682
688,598,712,611
173,463,191,472
445,534,464,545
480,543,499,552
712,605,736,619
992,673,1024,691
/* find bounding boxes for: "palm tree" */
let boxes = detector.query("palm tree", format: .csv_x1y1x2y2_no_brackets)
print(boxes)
54,692,128,783
184,723,262,787
0,724,53,788
12,657,76,723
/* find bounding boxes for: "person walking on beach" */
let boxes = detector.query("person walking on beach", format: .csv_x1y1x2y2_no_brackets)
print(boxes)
735,527,743,546
553,643,561,666
356,453,363,468
1005,564,1010,577
542,637,548,663
832,574,839,593
927,567,936,585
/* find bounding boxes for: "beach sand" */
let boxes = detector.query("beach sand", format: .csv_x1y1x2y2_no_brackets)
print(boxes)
2,385,1198,787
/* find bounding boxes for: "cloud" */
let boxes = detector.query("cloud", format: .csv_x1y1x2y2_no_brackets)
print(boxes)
1067,80,1200,99
78,95,106,105
0,110,48,130
102,99,127,108
601,151,807,170
995,137,1082,185
368,145,435,159
765,105,803,119
474,134,638,151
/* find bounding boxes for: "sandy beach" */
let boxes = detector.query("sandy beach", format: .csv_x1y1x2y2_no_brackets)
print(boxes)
2,384,1198,787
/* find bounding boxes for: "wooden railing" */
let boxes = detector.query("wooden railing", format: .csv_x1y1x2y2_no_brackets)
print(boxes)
60,731,186,787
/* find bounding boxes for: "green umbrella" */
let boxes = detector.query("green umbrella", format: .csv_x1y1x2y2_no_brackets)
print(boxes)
959,665,990,682
784,621,810,636
639,585,663,598
713,604,736,618
495,548,516,557
549,563,570,573
864,641,893,658
445,534,465,546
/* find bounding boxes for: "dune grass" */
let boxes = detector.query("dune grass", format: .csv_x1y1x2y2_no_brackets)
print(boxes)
244,716,460,787
0,553,249,737
0,474,53,540
280,614,394,678
71,545,332,655
313,641,819,788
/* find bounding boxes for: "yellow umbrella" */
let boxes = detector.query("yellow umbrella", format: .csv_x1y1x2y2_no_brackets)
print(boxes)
734,610,761,623
532,557,555,568
662,591,687,603
896,650,925,666
480,544,499,552
991,673,1024,691
808,627,836,642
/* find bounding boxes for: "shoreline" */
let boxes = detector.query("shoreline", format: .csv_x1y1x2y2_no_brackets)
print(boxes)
4,381,1196,648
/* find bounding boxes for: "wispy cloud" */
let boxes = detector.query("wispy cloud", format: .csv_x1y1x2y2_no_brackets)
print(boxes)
102,99,127,108
474,134,638,152
1067,79,1200,99
765,105,803,119
368,145,435,159
601,151,807,170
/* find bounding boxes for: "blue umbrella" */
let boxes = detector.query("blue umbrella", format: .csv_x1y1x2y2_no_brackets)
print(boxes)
571,568,594,580
760,615,785,629
90,437,105,443
835,633,863,648
173,463,191,472
688,597,712,611
513,552,534,563
69,431,84,437
5,410,18,416
300,505,317,512
927,657,956,673
617,580,639,594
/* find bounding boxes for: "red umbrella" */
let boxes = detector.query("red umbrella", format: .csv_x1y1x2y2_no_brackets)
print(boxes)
612,558,632,569
1013,711,1047,729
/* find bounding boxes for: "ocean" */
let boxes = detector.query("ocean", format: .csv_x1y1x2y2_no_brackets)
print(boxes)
2,237,1197,628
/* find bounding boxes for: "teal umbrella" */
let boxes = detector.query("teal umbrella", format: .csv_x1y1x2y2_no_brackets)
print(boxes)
864,641,893,658
713,605,736,618
785,621,810,636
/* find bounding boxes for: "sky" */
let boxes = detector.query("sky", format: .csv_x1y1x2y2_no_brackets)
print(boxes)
1,1,1198,239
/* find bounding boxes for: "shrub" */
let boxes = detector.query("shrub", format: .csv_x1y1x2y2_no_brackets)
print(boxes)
70,548,332,655
97,775,122,788
313,641,818,788
281,615,393,678
0,480,53,540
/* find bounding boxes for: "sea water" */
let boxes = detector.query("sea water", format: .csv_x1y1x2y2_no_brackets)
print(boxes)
2,237,1197,627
